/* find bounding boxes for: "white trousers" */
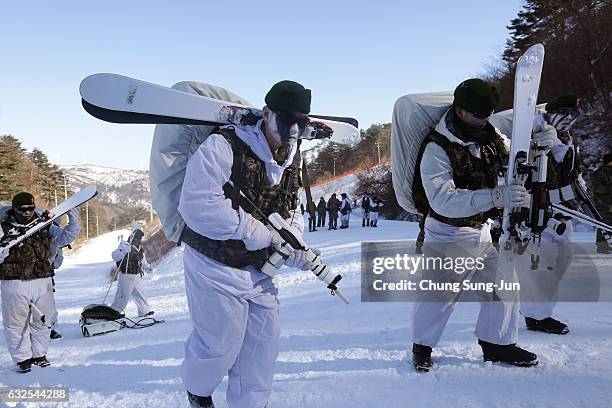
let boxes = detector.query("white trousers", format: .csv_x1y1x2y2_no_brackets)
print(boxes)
1,278,53,363
340,213,350,227
181,246,279,408
519,221,573,320
370,211,379,221
412,218,519,347
110,273,152,316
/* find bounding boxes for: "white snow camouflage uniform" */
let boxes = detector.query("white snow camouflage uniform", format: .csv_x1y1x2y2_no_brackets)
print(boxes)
110,235,153,317
412,109,520,347
1,208,80,364
339,197,351,227
519,134,577,320
178,119,303,407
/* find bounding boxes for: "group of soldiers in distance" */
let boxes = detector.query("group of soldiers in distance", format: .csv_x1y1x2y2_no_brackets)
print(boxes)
304,192,383,232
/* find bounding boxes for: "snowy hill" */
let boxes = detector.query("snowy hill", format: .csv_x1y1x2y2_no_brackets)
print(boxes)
1,219,611,407
62,164,150,208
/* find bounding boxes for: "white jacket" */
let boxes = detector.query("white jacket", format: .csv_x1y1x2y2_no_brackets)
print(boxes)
178,122,304,241
420,110,509,219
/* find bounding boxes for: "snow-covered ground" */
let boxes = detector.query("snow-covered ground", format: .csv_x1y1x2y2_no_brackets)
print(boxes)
1,220,611,407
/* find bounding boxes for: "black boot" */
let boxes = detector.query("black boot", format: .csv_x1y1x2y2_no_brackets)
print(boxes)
50,329,63,339
525,316,569,335
362,219,366,227
187,391,214,408
31,356,50,367
412,343,432,372
478,340,538,367
17,359,32,373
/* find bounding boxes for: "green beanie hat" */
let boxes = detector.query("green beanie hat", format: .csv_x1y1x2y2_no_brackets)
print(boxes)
265,80,311,114
454,78,500,115
545,95,579,112
12,192,35,207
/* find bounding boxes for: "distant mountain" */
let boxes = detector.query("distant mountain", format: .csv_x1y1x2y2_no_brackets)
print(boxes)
62,164,150,208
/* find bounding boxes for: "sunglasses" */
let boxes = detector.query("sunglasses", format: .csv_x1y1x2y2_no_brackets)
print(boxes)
276,111,310,129
15,205,35,213
469,110,494,120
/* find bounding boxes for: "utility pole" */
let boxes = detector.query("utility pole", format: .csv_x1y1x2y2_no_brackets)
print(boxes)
96,214,99,236
86,201,89,239
54,189,58,207
375,142,381,164
149,202,154,223
333,159,336,178
63,175,68,200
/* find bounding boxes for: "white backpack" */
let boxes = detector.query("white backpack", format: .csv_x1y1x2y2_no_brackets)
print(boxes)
149,82,251,242
390,91,539,215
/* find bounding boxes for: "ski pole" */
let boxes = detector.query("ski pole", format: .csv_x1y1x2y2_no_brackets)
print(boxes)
102,246,129,304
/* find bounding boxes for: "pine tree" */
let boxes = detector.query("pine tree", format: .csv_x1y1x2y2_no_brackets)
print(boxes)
486,0,612,166
30,148,56,206
0,135,27,201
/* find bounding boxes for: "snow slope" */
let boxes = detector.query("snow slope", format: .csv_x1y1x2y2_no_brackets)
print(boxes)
1,221,611,407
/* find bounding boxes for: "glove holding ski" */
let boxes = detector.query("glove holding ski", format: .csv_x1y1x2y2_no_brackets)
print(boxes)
285,247,322,271
67,207,80,223
531,123,557,149
491,185,529,209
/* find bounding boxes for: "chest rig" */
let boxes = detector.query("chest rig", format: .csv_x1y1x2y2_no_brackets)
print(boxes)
413,124,507,228
118,245,144,274
0,213,53,281
180,126,302,269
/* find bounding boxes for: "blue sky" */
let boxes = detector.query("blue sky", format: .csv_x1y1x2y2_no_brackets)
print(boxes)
0,1,523,170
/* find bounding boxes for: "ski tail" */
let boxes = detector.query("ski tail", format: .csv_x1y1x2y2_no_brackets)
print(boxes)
310,114,358,129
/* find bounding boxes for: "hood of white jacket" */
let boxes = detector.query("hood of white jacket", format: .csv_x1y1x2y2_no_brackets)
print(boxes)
231,119,298,186
434,108,511,156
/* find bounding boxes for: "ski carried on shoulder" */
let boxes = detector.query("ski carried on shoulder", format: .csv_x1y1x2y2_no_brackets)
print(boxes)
80,73,359,144
0,186,97,251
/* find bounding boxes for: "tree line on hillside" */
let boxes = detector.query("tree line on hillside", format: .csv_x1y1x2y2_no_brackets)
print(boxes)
306,124,391,183
0,134,150,243
485,0,611,168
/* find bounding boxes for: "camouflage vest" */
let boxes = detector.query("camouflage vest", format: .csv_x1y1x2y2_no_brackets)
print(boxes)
180,126,302,269
413,126,507,228
0,212,54,280
118,245,144,274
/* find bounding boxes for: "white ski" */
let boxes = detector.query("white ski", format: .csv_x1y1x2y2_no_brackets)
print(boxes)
80,73,359,144
0,185,97,251
496,44,545,297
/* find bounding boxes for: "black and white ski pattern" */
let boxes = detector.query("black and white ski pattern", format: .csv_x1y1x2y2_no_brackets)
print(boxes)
80,73,359,144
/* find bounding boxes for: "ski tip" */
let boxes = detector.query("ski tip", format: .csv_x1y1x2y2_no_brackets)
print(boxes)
78,185,98,197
